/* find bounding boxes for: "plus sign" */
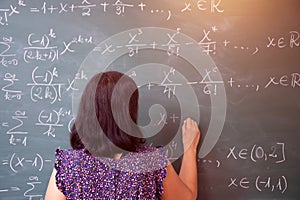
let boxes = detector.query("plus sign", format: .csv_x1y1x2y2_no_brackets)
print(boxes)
48,5,58,13
138,2,146,11
223,40,230,47
101,2,109,12
147,82,154,90
170,114,179,123
150,41,157,49
228,77,235,87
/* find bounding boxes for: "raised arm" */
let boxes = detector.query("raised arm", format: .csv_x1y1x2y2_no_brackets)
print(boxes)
161,118,200,200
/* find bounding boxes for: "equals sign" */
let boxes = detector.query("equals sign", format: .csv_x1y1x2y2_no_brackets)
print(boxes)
30,8,40,13
2,160,8,165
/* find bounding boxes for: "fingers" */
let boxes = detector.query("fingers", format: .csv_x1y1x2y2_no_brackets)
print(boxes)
182,118,200,152
183,118,201,137
183,118,198,130
182,118,200,139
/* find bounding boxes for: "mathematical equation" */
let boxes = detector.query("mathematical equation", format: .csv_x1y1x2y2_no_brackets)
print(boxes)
0,0,299,199
226,142,288,194
1,66,298,149
228,72,300,91
2,66,299,106
2,67,87,103
161,139,287,168
226,142,286,164
0,176,44,200
165,140,288,194
0,29,92,68
94,27,299,58
0,0,225,26
0,109,73,146
131,67,300,100
180,141,289,194
2,152,52,173
228,175,287,194
1,3,298,62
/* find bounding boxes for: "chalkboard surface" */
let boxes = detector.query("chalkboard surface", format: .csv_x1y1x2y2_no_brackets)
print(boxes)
0,0,299,199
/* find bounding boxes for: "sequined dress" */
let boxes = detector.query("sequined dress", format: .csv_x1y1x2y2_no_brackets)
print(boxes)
54,146,168,200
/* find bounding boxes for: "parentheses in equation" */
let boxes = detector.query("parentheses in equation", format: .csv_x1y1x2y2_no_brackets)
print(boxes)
36,154,43,171
255,176,262,192
55,108,64,124
166,10,171,21
53,49,59,61
47,68,55,84
31,66,39,85
67,117,75,133
37,110,45,125
250,144,257,162
27,33,34,47
281,176,288,194
49,85,59,104
30,86,39,103
216,160,220,168
23,50,30,63
9,153,18,173
42,34,50,48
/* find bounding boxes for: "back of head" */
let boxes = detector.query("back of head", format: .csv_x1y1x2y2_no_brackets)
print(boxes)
70,71,145,157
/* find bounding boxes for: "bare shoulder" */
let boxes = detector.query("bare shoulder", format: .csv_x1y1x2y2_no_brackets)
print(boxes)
44,168,66,200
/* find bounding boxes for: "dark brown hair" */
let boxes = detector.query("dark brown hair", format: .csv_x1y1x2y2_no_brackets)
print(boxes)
70,71,145,157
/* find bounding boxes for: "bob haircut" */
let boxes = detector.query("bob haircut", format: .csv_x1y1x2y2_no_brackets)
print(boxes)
70,71,145,157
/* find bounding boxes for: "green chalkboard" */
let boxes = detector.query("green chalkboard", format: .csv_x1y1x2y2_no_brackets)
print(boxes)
0,0,299,199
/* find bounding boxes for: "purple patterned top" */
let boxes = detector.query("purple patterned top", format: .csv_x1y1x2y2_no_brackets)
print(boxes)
54,146,168,200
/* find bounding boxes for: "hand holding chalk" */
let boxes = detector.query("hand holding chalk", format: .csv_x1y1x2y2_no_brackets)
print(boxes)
182,118,201,153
